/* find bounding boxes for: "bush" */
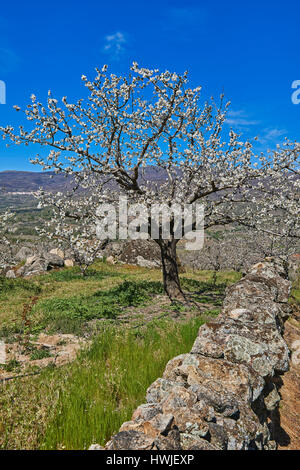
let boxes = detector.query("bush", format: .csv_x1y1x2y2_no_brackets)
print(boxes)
30,348,52,361
3,359,21,373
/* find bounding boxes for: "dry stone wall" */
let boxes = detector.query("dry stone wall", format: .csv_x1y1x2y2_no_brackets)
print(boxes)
97,259,292,450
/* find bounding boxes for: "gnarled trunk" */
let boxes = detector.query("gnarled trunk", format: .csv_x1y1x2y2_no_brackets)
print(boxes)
157,238,185,301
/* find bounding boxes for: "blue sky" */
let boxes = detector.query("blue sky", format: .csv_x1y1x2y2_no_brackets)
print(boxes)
0,0,299,171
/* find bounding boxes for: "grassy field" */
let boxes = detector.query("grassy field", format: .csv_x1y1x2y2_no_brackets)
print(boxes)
0,261,247,449
0,261,240,339
1,318,210,449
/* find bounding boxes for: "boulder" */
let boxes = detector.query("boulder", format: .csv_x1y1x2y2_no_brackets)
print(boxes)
288,253,300,282
15,246,33,261
16,266,25,276
117,239,161,266
89,444,104,450
105,431,155,450
45,253,64,268
25,255,38,266
6,269,16,279
136,255,160,269
49,248,64,259
24,259,48,275
64,259,74,267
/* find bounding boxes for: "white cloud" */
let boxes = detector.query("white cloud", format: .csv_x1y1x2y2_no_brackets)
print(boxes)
226,117,259,126
257,128,287,145
103,31,127,59
226,110,259,128
263,128,286,140
225,110,288,148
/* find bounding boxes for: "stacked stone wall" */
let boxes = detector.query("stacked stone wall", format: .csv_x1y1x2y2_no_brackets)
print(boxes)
96,260,291,450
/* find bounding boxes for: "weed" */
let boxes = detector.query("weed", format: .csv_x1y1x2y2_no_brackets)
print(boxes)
30,348,52,361
3,359,21,373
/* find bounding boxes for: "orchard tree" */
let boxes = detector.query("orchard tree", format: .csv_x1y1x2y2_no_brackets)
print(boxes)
0,210,15,272
248,220,300,275
1,63,299,300
36,184,109,275
192,229,261,282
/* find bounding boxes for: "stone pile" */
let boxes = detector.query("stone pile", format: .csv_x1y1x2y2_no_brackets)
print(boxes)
5,247,74,278
103,239,162,269
98,259,291,450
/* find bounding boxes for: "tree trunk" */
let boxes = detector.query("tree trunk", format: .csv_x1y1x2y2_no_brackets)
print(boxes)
157,238,185,301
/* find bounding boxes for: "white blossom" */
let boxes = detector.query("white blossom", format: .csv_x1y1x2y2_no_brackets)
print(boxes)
1,63,299,297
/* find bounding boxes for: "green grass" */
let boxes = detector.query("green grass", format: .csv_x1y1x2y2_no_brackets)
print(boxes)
291,274,300,306
0,316,206,450
0,261,241,450
0,262,239,339
43,266,119,283
42,317,206,449
293,289,300,303
33,280,164,335
0,257,297,450
0,263,161,336
0,277,42,297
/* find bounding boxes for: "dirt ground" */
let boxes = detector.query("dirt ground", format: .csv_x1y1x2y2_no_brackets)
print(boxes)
277,308,300,450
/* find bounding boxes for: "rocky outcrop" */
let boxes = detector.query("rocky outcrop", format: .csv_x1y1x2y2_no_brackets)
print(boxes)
15,246,34,262
103,240,162,268
100,260,292,450
5,245,75,277
17,252,65,276
0,333,88,380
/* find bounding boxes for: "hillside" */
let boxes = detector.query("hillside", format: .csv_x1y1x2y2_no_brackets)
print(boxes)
0,167,169,194
0,171,73,193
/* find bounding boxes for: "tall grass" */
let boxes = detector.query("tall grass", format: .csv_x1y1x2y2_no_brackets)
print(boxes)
0,264,236,449
41,317,205,450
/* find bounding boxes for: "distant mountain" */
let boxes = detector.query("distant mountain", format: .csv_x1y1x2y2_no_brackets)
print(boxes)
0,167,169,194
0,171,74,193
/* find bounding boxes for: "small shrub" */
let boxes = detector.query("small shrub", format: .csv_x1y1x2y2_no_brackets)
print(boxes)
3,359,21,373
30,348,52,361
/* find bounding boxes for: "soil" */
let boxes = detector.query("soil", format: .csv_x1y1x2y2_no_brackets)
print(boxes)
0,333,88,380
277,307,300,450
